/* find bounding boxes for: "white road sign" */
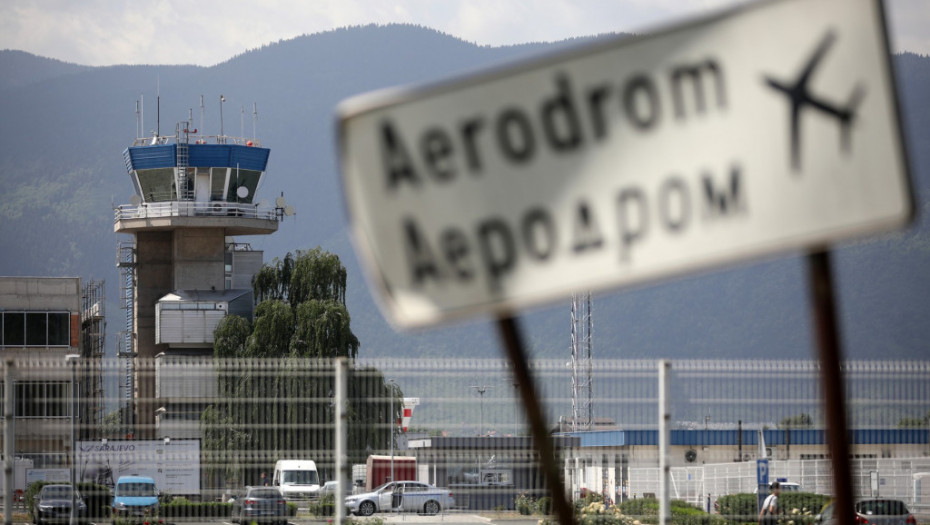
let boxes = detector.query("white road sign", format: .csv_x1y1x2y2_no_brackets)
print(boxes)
338,0,912,328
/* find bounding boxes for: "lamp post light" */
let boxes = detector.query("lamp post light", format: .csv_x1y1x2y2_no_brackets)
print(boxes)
65,354,79,525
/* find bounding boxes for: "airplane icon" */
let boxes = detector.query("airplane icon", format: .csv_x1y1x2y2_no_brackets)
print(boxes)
765,31,865,172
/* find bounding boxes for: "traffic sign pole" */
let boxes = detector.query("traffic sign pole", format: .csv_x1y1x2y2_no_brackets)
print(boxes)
808,250,854,525
497,316,576,525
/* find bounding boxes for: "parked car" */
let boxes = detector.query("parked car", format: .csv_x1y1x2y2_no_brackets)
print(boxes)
320,480,352,498
344,480,454,516
230,486,288,525
817,499,917,525
32,484,87,525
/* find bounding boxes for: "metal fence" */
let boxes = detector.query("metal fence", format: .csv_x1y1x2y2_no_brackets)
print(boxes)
2,357,929,520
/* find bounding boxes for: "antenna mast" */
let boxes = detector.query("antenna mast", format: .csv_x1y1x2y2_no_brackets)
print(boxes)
156,75,160,137
135,100,140,139
199,95,204,137
571,292,594,431
252,102,258,140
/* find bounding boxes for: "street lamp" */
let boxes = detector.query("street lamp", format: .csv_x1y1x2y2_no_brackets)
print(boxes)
470,385,492,436
65,354,79,525
387,379,396,489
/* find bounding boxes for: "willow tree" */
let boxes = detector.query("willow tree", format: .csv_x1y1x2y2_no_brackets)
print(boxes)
204,247,394,485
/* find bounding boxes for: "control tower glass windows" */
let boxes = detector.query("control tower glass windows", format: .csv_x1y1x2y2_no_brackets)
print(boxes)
230,169,261,204
136,168,178,202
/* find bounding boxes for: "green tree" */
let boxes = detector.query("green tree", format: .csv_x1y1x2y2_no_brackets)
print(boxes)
897,410,930,428
779,413,813,428
203,247,393,486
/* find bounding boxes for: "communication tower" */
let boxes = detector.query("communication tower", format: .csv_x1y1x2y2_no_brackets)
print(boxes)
570,292,593,431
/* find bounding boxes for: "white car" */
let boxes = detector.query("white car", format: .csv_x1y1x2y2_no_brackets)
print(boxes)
345,481,454,516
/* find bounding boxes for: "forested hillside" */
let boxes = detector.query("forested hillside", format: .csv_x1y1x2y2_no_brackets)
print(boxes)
0,26,928,362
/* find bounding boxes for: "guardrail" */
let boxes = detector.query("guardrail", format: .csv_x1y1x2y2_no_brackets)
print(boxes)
114,201,280,222
130,134,261,147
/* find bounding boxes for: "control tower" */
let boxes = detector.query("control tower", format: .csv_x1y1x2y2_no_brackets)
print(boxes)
114,119,287,437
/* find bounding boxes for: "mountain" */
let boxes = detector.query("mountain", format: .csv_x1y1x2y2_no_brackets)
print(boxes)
0,26,928,362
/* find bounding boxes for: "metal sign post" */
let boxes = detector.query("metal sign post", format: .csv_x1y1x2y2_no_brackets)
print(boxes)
757,459,769,514
497,316,575,525
808,251,855,525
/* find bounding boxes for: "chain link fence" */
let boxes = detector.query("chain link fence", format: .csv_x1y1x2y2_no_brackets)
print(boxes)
2,357,929,521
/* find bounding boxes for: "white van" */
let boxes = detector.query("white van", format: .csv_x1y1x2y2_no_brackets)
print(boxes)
272,460,321,501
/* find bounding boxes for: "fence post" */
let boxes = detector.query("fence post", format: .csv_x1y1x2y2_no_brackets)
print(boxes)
4,359,13,525
659,360,670,525
334,358,348,524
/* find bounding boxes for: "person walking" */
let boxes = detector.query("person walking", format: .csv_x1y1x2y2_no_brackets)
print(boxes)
260,472,269,486
759,481,781,525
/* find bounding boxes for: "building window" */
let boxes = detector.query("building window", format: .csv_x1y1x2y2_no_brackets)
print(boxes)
10,381,69,418
1,312,70,347
3,313,25,346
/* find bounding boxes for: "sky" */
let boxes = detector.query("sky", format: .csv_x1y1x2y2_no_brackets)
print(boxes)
1,0,928,67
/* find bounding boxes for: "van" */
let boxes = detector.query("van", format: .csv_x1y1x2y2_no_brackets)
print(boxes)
272,460,320,501
111,475,160,521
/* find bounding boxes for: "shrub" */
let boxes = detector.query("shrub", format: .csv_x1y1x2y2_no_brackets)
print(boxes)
619,497,659,518
537,496,553,516
76,482,113,519
515,493,535,515
162,500,233,519
716,493,758,521
779,493,831,525
308,495,335,516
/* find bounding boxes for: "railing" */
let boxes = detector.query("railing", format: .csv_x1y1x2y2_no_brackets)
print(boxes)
114,201,280,222
130,134,261,147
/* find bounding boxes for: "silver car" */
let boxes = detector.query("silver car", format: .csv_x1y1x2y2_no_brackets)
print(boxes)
818,499,916,525
345,481,454,516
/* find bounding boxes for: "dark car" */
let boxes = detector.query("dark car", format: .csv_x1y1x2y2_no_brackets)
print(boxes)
230,487,288,525
32,484,87,525
818,499,917,525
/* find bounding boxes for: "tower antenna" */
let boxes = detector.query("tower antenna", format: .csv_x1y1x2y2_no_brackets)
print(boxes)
240,105,245,138
199,95,204,138
156,74,160,137
135,100,140,139
252,102,258,140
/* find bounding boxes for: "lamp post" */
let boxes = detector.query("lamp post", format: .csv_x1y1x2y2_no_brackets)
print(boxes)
65,354,79,525
387,379,395,488
470,385,491,436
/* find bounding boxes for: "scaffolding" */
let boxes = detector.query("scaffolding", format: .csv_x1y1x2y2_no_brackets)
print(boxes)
117,239,136,433
81,279,106,432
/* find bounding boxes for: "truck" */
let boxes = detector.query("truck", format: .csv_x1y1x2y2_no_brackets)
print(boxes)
365,455,416,491
272,460,321,502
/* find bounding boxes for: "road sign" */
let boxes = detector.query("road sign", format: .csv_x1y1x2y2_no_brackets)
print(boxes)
757,459,770,486
338,0,912,328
